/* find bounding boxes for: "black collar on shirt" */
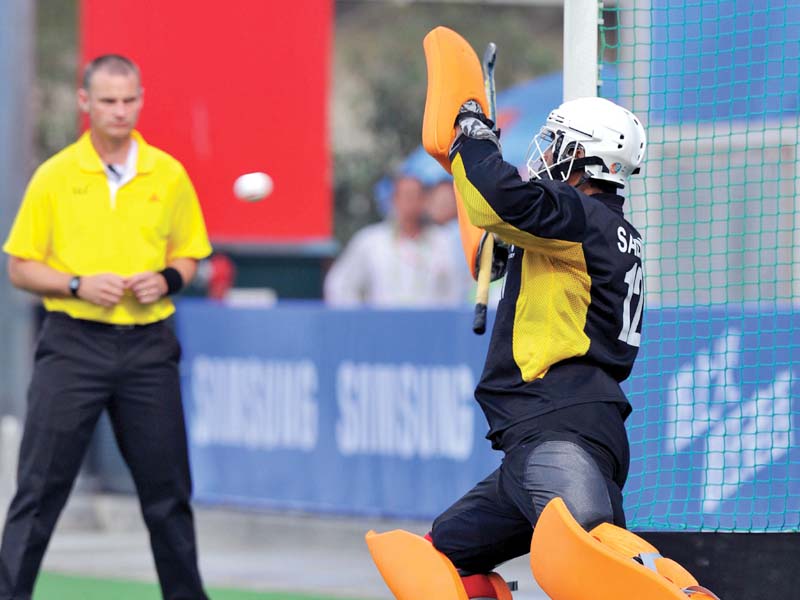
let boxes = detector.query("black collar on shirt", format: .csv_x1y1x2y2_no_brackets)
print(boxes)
591,192,626,217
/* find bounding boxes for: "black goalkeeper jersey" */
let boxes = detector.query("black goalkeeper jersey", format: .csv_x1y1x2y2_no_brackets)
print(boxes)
451,137,644,448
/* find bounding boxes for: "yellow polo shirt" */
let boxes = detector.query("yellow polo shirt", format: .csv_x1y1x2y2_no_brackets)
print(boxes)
3,130,212,324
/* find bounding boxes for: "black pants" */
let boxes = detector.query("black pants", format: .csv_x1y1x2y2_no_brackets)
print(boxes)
431,402,630,574
0,313,208,600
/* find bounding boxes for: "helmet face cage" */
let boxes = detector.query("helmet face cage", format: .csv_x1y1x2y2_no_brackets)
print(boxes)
525,97,646,189
526,126,584,183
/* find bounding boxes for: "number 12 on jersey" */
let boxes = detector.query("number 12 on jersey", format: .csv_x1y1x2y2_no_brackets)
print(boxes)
618,263,643,347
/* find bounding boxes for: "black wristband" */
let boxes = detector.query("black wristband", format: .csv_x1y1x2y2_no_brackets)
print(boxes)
159,267,184,296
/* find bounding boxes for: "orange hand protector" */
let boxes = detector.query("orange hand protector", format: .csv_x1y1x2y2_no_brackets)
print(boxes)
422,26,491,282
422,26,489,174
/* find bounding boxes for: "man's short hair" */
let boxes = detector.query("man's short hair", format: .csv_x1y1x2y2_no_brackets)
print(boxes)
81,54,141,90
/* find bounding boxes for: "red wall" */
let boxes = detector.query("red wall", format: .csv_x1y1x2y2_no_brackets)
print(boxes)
80,0,332,244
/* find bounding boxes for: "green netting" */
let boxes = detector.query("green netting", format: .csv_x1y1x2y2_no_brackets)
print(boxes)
600,0,799,532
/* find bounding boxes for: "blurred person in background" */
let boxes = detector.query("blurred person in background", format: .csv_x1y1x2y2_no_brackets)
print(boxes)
425,177,475,304
324,173,462,307
189,253,237,300
0,54,210,600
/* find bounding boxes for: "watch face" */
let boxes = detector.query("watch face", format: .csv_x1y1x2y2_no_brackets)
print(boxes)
70,277,80,295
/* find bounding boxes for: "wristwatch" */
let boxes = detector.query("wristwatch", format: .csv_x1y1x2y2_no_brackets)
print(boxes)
69,276,81,298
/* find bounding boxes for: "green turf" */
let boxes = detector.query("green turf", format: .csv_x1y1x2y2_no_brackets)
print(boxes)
34,572,363,600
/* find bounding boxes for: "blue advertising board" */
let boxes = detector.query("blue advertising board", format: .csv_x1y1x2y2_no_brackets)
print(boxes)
176,300,798,531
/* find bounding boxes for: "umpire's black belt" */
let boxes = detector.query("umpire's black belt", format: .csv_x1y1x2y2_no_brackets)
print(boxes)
48,311,162,331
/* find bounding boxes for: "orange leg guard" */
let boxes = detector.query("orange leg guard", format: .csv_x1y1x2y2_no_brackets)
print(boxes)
530,498,720,600
366,529,514,600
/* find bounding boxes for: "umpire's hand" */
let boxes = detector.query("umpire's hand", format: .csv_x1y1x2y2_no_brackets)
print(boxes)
77,273,126,307
126,271,168,305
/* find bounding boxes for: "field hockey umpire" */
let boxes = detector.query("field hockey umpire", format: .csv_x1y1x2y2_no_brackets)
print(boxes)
0,54,211,600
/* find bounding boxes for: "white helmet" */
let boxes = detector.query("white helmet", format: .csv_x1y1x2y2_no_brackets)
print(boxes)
526,97,646,189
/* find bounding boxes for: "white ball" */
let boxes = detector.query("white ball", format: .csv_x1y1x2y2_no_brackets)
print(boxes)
233,172,273,202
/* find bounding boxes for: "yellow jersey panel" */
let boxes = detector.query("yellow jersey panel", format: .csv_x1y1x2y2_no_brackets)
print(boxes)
512,247,592,382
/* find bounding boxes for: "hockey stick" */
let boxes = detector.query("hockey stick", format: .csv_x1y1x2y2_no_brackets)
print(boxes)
472,42,497,335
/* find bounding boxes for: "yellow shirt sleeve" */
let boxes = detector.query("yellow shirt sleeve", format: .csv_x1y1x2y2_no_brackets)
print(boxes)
167,166,212,262
3,168,52,261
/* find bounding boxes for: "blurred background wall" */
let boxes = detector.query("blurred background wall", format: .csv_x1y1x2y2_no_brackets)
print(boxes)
23,0,566,300
0,2,35,421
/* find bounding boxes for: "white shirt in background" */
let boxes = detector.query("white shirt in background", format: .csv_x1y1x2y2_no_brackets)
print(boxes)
324,221,463,308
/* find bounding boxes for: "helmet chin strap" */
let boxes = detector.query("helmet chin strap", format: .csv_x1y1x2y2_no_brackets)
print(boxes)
565,156,609,191
574,172,593,190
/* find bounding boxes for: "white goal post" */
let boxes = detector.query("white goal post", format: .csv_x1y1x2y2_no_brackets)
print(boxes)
563,0,600,100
